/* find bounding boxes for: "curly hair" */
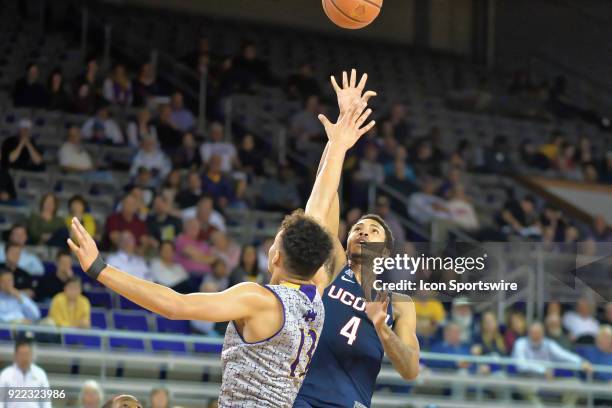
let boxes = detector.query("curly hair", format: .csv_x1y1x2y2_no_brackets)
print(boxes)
279,210,333,279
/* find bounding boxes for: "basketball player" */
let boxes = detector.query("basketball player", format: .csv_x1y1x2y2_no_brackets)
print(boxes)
66,100,373,408
294,69,420,408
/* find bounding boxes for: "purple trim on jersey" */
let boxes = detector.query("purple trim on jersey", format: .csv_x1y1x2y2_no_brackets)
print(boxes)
229,285,286,345
299,284,317,303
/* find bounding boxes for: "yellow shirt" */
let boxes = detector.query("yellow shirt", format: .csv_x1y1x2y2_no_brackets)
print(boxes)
65,214,96,237
413,299,446,323
49,293,91,328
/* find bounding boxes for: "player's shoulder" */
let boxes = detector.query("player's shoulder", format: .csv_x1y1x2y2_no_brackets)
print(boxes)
391,293,415,316
230,282,279,309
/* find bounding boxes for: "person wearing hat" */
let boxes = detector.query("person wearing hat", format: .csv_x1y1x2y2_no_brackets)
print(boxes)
0,119,44,171
129,134,171,187
81,103,124,145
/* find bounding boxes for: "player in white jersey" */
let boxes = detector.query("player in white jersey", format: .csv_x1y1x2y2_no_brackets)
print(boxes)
66,100,373,408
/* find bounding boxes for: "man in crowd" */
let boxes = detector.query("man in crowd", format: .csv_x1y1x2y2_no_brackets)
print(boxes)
0,269,40,323
0,224,44,276
0,243,35,297
106,231,151,281
12,63,47,108
58,126,95,173
81,104,123,145
199,122,238,173
146,195,182,244
0,119,44,171
48,277,91,328
36,250,75,302
563,297,600,343
103,194,149,251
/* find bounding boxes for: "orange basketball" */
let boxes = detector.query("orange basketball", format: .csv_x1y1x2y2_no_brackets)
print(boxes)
322,0,383,29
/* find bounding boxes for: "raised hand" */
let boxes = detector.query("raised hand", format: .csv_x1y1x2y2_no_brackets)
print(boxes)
331,68,377,116
365,290,390,331
67,217,100,272
318,101,375,151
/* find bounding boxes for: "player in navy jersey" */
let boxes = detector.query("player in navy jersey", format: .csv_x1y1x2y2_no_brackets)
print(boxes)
295,69,420,408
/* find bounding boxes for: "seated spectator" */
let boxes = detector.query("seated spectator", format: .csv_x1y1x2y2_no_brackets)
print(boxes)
210,231,240,271
447,184,480,232
202,259,231,293
0,269,40,323
385,158,418,197
450,297,476,344
0,224,44,276
132,62,160,107
0,119,45,171
46,68,72,111
182,196,226,239
428,323,471,370
36,250,74,302
81,104,124,145
498,195,541,239
411,139,441,177
155,104,183,152
557,142,581,180
172,132,202,170
413,291,446,342
146,195,182,244
199,122,239,173
0,244,34,297
286,62,321,101
0,339,49,392
237,133,263,177
174,218,217,276
169,91,195,132
229,244,266,286
150,241,191,293
352,143,385,185
80,380,104,408
149,387,170,408
504,310,527,353
12,63,47,108
160,169,182,211
257,165,300,212
26,193,67,247
483,135,513,174
103,194,150,250
375,195,406,247
58,126,95,172
408,177,451,225
290,95,324,156
106,231,151,280
129,135,171,186
232,41,274,91
176,171,204,209
563,297,600,343
202,155,235,207
580,325,612,382
545,313,572,351
126,109,158,148
103,63,133,106
512,322,591,406
48,277,91,328
472,311,506,375
65,195,96,238
589,215,612,242
0,168,18,204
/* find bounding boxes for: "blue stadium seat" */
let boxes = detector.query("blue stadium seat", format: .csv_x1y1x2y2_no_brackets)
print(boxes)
156,317,190,334
119,296,145,311
113,312,149,331
109,337,146,351
193,342,223,354
91,311,107,329
64,334,101,349
39,306,49,318
0,329,12,342
151,340,187,354
85,290,112,309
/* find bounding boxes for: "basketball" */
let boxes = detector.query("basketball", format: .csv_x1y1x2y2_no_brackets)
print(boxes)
322,0,383,30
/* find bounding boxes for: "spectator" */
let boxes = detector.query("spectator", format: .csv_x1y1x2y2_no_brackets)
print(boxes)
12,63,48,108
155,104,183,152
36,250,74,302
353,143,385,185
504,311,527,353
48,277,91,328
232,41,274,91
286,62,321,101
132,62,160,107
160,170,182,209
580,325,612,382
450,297,475,344
412,139,441,177
385,158,418,198
588,215,612,242
472,311,506,375
484,135,513,174
81,104,124,145
237,133,263,177
447,184,480,232
512,322,591,406
181,196,227,238
229,244,266,286
149,387,170,408
563,297,600,343
80,380,104,408
0,244,34,296
210,231,240,271
257,165,300,212
66,195,96,238
408,177,451,225
26,193,67,246
1,119,45,171
129,135,171,186
106,231,151,280
387,102,411,143
169,91,196,132
545,313,572,351
58,125,95,172
126,109,158,148
174,218,216,276
199,122,239,173
413,291,446,341
146,195,182,244
150,241,191,293
0,270,40,323
202,155,235,207
290,95,323,155
103,63,133,106
176,171,204,209
375,195,406,247
0,339,50,406
498,195,541,239
0,224,44,276
172,132,202,170
46,68,72,111
0,168,18,204
103,194,149,250
74,57,101,114
202,259,231,293
429,323,471,371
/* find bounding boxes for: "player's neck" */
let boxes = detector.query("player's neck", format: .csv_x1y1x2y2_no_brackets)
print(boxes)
347,260,362,283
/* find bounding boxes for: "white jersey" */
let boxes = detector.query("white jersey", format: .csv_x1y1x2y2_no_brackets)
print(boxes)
218,282,324,408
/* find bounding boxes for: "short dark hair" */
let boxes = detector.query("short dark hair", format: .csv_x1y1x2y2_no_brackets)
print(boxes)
68,194,88,210
354,213,395,255
14,338,32,353
56,249,72,260
64,276,81,288
159,240,175,250
279,210,333,279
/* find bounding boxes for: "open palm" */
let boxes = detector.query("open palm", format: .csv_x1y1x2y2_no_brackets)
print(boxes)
331,69,377,116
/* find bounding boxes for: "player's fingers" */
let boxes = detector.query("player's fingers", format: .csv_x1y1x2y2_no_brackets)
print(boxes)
70,218,84,244
74,217,90,242
359,120,376,136
318,114,332,129
330,76,341,93
357,73,368,91
349,68,356,88
349,102,365,123
67,238,80,253
356,108,372,128
342,71,348,88
362,90,377,104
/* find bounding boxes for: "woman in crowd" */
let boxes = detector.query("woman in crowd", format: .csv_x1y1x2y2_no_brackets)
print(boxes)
27,193,67,246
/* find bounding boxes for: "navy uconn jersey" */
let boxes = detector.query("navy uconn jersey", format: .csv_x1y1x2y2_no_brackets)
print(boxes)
295,266,393,408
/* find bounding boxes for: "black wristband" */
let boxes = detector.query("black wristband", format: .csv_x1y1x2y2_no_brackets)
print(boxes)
86,255,107,280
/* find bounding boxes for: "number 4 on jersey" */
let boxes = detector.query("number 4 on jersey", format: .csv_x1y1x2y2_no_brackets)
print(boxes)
340,316,361,345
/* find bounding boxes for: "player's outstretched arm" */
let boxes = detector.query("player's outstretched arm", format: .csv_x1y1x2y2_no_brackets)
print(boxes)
67,218,274,322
